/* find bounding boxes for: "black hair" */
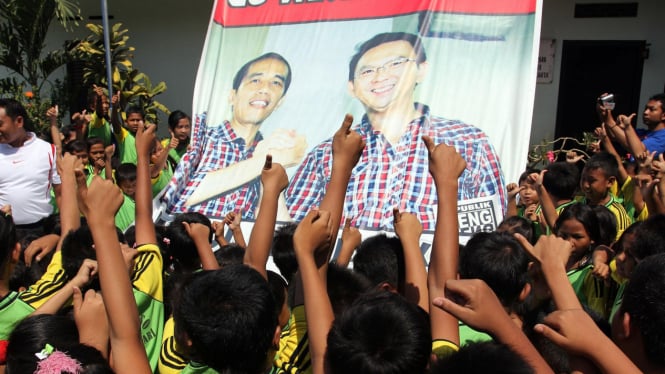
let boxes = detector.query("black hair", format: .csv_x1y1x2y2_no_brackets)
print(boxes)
612,221,642,256
0,211,17,271
352,234,405,292
518,168,540,184
430,341,535,374
167,110,191,132
124,105,145,120
232,52,292,95
271,223,297,283
0,98,33,132
115,163,137,185
267,270,288,322
496,216,534,244
459,232,530,313
165,212,213,273
214,243,245,268
620,253,665,367
591,205,617,246
173,265,277,374
583,151,619,180
64,139,88,154
327,263,372,317
554,204,601,249
327,290,430,374
86,137,105,150
6,314,112,374
348,32,427,82
10,234,54,291
648,93,665,109
630,214,665,260
543,162,580,200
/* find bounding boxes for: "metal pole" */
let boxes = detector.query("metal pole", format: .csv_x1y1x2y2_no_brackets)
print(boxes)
100,0,114,112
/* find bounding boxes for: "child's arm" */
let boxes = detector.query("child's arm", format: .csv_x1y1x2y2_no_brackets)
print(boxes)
81,176,152,374
597,124,630,185
505,182,521,218
244,156,288,280
335,218,360,268
293,210,334,374
104,144,115,179
150,132,171,178
529,171,559,231
47,105,62,154
434,279,554,374
535,309,641,374
423,136,465,347
393,208,428,312
134,123,158,245
31,259,97,315
212,221,228,247
22,233,59,267
110,91,123,136
224,211,246,248
182,222,219,271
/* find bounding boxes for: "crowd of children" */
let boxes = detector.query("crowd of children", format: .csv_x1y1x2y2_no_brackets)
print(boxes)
0,89,664,374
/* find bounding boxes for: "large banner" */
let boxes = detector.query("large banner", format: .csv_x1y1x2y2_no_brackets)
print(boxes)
160,0,541,246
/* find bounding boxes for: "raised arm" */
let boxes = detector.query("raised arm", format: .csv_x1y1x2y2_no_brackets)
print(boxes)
423,136,465,347
529,171,558,231
393,208,428,312
244,155,289,279
335,218,360,268
134,123,157,245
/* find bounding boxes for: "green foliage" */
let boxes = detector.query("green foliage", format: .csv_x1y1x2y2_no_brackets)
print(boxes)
74,23,169,123
0,0,79,132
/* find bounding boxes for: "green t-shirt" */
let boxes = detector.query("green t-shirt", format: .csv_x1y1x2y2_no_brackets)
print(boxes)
152,165,173,197
115,194,135,232
459,321,492,346
181,362,219,374
88,113,113,146
0,291,35,340
117,127,138,165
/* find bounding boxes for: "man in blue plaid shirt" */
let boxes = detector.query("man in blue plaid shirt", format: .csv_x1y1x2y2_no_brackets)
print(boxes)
285,32,507,231
162,53,306,220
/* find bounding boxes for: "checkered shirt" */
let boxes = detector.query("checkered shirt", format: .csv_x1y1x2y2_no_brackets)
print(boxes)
285,104,507,231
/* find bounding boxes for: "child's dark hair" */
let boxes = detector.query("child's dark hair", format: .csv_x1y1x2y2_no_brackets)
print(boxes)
496,216,534,244
629,214,665,261
459,231,530,313
86,136,104,150
271,223,297,283
327,263,372,317
115,163,137,185
584,151,619,179
214,243,245,268
352,234,405,291
6,314,112,374
591,205,617,246
326,290,431,374
125,105,145,120
168,110,190,132
165,213,213,273
173,265,277,374
518,168,540,184
620,252,665,367
10,234,54,291
0,211,17,271
554,204,600,248
64,139,87,154
543,162,580,200
430,341,534,374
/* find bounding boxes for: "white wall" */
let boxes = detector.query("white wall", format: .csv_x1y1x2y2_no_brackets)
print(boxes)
532,0,665,144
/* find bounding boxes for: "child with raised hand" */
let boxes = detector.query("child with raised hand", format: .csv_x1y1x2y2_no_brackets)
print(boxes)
334,218,361,268
85,137,114,184
162,110,191,169
222,210,246,248
110,91,144,165
392,208,428,311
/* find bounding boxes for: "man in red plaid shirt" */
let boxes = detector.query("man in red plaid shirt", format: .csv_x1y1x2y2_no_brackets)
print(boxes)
286,32,507,231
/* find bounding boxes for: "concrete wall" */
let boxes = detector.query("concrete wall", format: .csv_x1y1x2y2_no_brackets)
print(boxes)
532,0,665,144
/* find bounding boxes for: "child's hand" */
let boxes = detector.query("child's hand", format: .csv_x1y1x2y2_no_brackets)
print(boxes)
422,136,466,182
121,243,138,273
224,211,242,231
93,84,105,98
46,105,58,124
433,279,511,334
23,233,59,267
260,155,288,193
341,218,361,250
135,123,156,157
73,287,109,350
71,110,91,127
591,246,611,280
182,221,211,244
524,204,538,221
566,151,584,164
331,114,365,168
294,210,333,265
616,113,636,129
111,91,120,106
637,150,656,171
57,152,83,177
79,176,124,222
506,183,522,201
534,308,601,356
212,221,225,240
527,170,546,188
651,153,665,180
393,208,422,243
104,144,115,160
515,234,574,269
168,130,179,150
71,259,99,288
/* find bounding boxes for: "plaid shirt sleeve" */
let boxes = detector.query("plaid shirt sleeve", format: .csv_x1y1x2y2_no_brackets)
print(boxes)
285,139,334,221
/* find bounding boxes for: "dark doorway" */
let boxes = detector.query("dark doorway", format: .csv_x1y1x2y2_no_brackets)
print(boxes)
555,40,647,147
